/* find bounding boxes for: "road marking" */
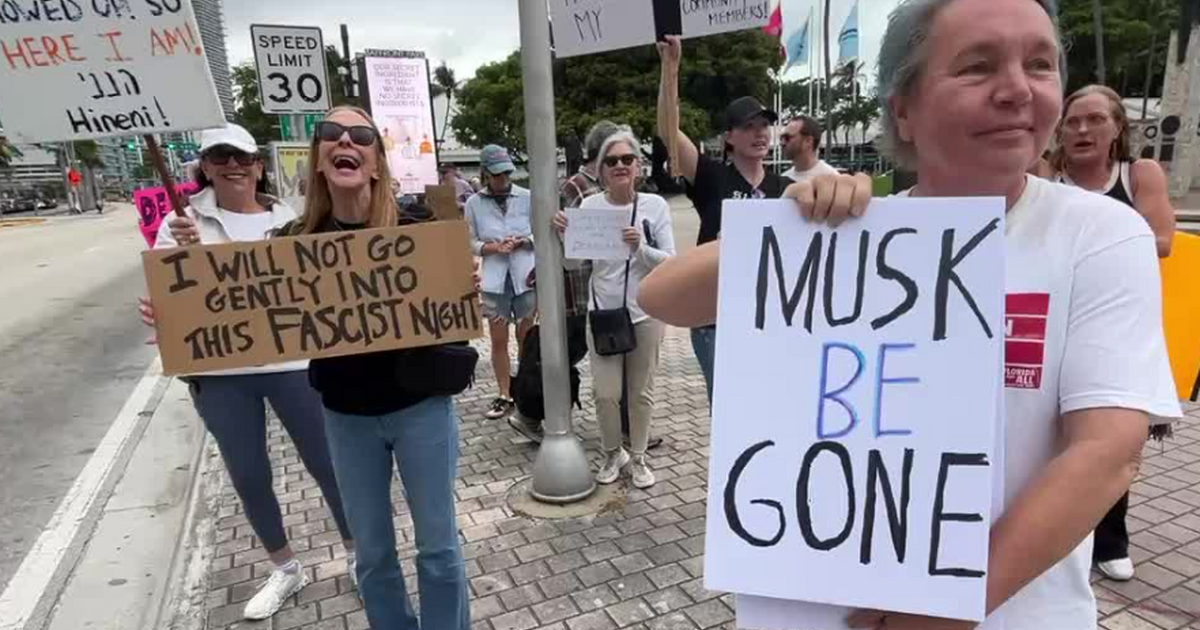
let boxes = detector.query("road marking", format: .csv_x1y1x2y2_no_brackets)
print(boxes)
0,358,164,630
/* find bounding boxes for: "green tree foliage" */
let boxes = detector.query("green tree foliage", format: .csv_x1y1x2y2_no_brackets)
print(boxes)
232,62,282,144
1059,0,1179,96
0,136,19,169
73,140,104,169
451,31,782,154
431,62,459,142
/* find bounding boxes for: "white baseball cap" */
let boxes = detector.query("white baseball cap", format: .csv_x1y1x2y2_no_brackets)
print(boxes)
199,123,259,155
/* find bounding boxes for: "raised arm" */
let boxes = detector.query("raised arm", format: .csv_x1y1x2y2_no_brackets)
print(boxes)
656,35,699,183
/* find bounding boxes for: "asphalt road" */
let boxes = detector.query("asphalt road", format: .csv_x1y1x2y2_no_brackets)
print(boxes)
0,206,159,592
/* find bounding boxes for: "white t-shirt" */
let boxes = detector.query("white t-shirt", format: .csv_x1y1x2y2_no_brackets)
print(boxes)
783,159,838,184
908,175,1181,630
578,192,676,324
217,209,277,241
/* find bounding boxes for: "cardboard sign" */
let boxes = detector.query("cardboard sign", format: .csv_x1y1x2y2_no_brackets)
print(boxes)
1161,231,1200,401
425,185,460,221
551,0,773,58
0,0,224,143
564,207,632,260
143,221,483,375
136,181,201,247
251,24,331,114
706,198,1005,623
361,50,439,195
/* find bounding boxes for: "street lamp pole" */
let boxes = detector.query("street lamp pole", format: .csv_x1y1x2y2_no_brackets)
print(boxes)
517,0,596,503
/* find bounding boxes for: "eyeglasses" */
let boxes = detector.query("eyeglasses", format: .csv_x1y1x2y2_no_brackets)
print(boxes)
1063,113,1112,132
603,154,637,168
316,121,380,147
204,148,259,166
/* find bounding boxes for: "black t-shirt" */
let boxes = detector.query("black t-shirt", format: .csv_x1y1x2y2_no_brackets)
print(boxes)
687,154,790,245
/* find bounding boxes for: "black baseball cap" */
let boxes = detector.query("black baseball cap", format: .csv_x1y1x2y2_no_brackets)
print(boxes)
725,96,778,129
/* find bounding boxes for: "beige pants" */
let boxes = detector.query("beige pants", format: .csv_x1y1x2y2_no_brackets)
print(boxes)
588,318,665,455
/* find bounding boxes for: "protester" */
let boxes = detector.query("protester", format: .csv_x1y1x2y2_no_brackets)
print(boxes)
1053,84,1177,582
439,163,476,213
656,34,791,404
781,115,839,183
466,145,537,420
1054,84,1176,257
284,106,471,629
641,1,1181,628
139,123,354,622
554,131,676,487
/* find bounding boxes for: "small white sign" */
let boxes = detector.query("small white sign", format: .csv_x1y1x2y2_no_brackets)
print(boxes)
564,208,632,260
551,0,657,58
251,24,331,114
0,0,225,143
706,198,1006,623
680,0,773,40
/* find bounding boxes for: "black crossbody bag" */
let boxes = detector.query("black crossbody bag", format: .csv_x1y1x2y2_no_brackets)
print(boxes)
588,195,639,356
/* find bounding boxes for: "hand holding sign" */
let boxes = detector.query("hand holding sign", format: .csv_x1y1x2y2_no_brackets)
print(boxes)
564,208,633,260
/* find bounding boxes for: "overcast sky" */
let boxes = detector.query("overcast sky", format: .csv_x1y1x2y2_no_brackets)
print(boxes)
224,0,899,86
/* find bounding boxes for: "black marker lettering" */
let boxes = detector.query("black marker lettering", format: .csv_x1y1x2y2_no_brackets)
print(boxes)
823,231,870,327
860,449,913,565
872,228,919,330
724,440,785,547
755,227,822,332
162,251,198,293
796,441,855,551
933,219,999,341
929,452,988,578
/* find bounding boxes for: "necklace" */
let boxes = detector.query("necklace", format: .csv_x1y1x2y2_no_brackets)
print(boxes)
331,216,365,230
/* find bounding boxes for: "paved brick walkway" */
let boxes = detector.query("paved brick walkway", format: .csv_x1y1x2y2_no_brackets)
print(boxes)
198,326,1200,630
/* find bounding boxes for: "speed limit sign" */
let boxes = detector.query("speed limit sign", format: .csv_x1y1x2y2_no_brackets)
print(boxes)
251,24,331,114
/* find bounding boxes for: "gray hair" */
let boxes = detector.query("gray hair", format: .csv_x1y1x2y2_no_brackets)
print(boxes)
877,0,1064,168
595,129,642,174
584,120,625,162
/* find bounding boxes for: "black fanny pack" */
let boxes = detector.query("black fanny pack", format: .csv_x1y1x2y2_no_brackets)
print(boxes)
396,344,479,397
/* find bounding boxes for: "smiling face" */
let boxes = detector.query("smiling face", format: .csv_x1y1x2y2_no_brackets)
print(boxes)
318,109,380,193
601,140,640,191
200,147,263,205
891,0,1062,191
1060,92,1121,167
727,117,772,161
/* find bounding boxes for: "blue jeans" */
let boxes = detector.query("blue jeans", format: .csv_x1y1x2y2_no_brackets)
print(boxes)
323,397,469,630
690,326,716,406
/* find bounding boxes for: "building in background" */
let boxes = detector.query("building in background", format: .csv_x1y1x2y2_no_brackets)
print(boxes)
194,0,235,120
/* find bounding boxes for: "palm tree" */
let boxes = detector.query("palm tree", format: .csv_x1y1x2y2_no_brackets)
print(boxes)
0,135,19,169
432,62,459,144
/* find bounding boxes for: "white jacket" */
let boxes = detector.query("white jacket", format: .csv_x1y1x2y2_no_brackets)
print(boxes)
153,188,308,377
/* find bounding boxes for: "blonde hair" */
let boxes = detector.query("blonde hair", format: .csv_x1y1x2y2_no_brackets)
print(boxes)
295,105,398,235
1051,84,1132,173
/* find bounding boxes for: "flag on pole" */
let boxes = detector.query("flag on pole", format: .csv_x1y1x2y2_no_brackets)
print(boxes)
838,1,859,64
762,3,783,38
784,12,811,72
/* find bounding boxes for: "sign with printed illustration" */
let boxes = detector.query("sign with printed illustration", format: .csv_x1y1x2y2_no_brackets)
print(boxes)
564,207,632,260
360,50,438,195
551,0,773,58
0,0,225,143
706,198,1005,624
251,24,331,114
271,142,311,203
143,221,483,375
135,181,201,247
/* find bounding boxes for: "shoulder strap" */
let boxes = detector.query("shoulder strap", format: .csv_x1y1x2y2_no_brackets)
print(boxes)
590,195,639,311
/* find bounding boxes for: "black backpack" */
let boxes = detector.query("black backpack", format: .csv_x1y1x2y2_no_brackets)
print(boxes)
512,317,588,421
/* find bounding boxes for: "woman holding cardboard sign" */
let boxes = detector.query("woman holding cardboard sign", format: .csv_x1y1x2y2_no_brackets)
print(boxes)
553,130,676,488
280,105,472,630
140,123,355,622
641,1,1180,629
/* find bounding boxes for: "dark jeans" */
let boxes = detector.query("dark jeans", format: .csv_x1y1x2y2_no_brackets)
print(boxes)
188,370,352,552
1094,491,1131,562
690,326,717,406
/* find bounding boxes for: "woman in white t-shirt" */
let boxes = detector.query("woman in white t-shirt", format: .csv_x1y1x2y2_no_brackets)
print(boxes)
139,124,355,621
639,0,1180,629
554,131,676,489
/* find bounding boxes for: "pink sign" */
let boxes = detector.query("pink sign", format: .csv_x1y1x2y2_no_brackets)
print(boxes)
135,182,200,247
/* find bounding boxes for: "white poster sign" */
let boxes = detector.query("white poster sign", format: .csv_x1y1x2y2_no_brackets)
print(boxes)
565,208,632,260
363,51,438,195
550,0,657,58
251,24,330,114
679,0,773,40
706,198,1005,623
0,0,224,143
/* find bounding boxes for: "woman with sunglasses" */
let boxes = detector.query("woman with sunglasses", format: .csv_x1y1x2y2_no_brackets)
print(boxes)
139,123,355,621
553,131,676,488
284,106,471,630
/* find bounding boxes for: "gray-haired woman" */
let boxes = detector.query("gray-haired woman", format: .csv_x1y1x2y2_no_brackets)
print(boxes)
554,131,676,488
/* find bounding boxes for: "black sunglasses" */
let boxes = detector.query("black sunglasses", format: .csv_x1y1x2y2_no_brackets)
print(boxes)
603,154,637,168
316,121,379,147
204,147,259,166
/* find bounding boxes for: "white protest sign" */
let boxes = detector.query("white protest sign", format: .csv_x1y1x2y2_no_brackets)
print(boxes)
251,24,330,114
706,198,1005,623
551,0,657,58
362,51,439,195
680,0,772,40
565,207,632,260
0,0,225,143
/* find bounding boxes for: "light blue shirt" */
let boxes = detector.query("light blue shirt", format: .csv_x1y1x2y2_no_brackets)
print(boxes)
465,184,536,296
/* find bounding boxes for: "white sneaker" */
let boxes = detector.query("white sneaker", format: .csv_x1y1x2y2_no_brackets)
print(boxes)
630,454,655,489
1097,557,1135,581
243,562,309,620
596,449,630,484
346,554,358,591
